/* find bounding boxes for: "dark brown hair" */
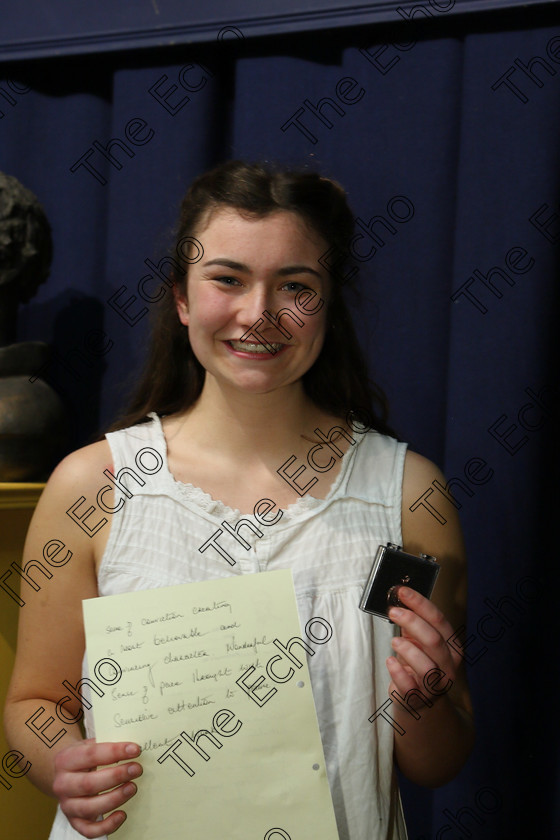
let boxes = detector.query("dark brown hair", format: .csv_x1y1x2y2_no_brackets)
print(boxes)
107,160,395,437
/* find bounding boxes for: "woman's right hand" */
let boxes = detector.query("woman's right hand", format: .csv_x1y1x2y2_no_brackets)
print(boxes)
52,739,143,838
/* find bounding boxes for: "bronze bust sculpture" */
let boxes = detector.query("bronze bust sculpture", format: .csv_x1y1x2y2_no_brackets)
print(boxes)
0,172,66,480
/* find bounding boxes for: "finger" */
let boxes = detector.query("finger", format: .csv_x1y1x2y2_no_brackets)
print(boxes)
386,655,422,696
70,810,127,839
390,606,449,661
393,654,416,679
391,634,456,693
388,593,458,671
56,759,143,798
61,780,138,824
391,620,456,680
394,587,454,639
56,741,141,774
386,656,449,715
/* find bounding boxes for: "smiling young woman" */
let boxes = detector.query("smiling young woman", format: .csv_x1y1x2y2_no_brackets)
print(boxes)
173,209,331,396
4,161,474,840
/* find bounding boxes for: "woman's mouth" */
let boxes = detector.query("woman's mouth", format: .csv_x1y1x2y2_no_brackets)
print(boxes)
226,340,285,355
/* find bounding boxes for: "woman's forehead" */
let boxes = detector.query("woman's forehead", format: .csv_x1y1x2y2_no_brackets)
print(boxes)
196,205,325,249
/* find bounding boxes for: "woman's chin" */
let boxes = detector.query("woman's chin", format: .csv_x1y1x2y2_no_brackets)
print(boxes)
207,370,299,396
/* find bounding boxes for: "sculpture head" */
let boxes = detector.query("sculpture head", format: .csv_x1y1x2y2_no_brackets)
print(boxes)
0,171,52,304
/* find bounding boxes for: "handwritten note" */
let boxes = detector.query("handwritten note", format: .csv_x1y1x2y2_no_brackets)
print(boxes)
82,570,340,840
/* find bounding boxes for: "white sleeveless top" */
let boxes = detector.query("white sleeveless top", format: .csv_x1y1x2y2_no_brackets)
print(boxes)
49,413,409,840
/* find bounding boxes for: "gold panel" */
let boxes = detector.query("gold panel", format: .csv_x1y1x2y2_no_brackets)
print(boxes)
0,486,57,839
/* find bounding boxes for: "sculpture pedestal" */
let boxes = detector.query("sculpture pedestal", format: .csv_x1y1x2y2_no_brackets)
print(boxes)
0,342,68,481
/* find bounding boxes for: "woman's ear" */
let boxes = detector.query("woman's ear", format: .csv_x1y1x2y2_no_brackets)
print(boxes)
173,281,189,326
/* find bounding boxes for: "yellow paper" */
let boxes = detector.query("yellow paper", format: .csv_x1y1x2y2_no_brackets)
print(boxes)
82,569,340,840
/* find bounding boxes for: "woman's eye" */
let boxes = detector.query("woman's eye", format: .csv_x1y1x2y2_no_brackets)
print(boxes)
282,281,308,293
215,275,241,286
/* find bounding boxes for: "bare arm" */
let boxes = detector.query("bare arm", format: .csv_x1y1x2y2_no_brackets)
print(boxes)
3,442,142,836
389,449,475,787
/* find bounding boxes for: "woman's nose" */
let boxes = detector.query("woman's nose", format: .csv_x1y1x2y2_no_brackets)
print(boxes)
237,286,306,347
237,285,275,328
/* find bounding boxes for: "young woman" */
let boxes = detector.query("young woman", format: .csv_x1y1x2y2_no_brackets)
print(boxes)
4,160,474,840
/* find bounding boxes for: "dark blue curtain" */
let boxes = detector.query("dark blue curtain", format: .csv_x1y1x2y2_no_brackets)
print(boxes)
1,7,558,838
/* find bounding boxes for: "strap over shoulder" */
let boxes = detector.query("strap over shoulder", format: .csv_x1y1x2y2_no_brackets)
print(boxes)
339,431,407,508
104,412,171,497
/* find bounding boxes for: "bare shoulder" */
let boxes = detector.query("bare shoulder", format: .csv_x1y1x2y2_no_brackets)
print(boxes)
43,438,113,499
26,439,114,570
24,440,112,576
401,448,462,544
401,448,445,495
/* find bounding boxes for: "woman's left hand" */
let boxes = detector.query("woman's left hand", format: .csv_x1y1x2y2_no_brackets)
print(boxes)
385,585,463,711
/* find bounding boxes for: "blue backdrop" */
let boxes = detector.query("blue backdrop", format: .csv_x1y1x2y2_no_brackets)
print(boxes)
1,6,559,838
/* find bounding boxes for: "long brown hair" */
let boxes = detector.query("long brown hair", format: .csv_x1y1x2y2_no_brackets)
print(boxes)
107,160,395,437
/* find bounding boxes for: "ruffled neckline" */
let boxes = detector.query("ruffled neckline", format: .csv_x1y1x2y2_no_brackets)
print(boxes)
146,411,364,522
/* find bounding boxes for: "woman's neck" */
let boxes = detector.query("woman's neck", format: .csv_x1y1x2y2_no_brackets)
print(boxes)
165,378,333,466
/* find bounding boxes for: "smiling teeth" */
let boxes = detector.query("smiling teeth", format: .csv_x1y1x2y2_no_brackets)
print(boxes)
229,341,283,353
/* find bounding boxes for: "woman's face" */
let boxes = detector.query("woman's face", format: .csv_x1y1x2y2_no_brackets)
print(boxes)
174,207,331,396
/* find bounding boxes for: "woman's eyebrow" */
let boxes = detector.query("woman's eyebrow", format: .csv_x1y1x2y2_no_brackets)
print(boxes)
277,265,322,279
203,258,249,271
203,258,322,278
